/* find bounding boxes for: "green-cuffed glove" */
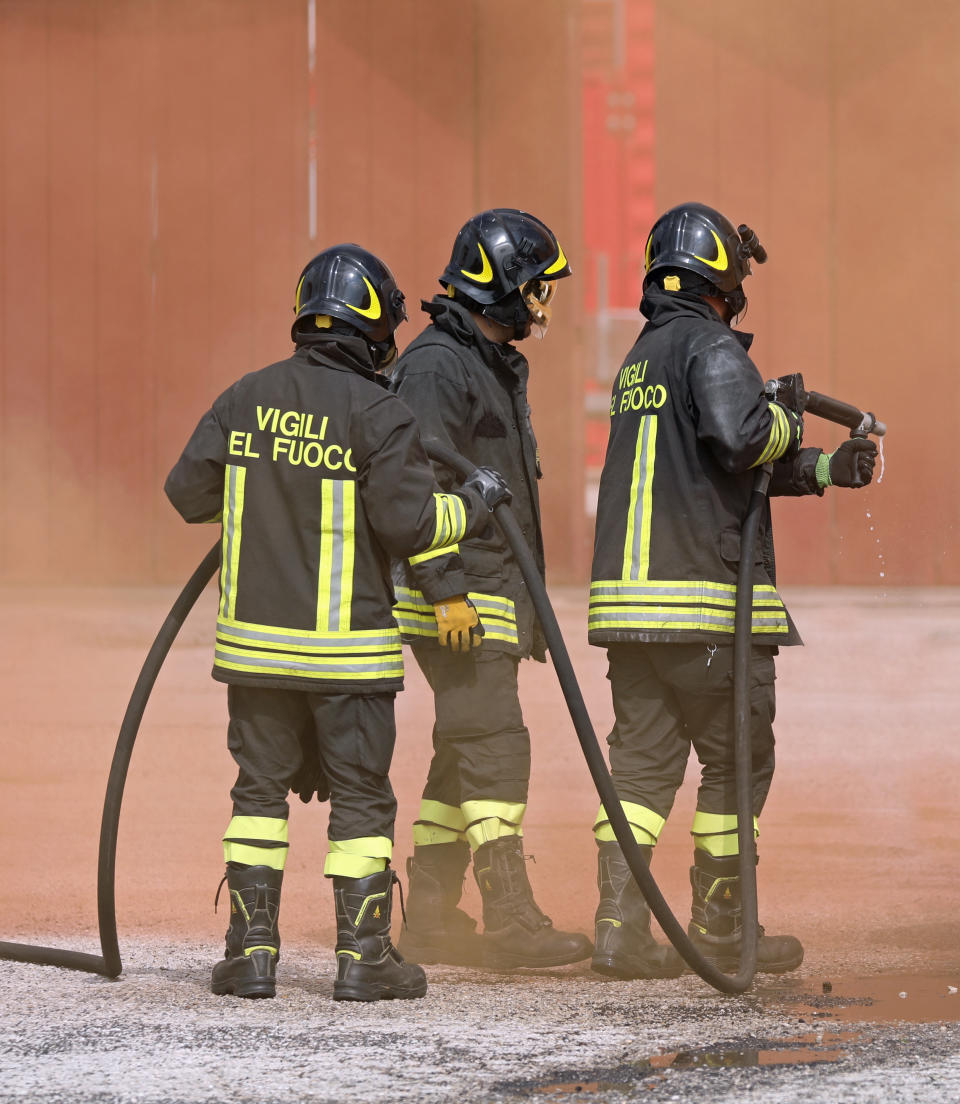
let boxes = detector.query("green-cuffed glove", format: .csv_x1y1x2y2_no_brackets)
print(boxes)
816,438,878,489
434,595,485,653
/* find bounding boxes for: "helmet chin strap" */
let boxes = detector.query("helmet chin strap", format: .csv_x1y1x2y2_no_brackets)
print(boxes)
480,289,531,341
724,285,747,319
369,335,398,372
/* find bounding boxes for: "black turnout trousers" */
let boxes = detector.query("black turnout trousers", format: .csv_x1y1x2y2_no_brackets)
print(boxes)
227,684,398,844
411,645,532,809
605,641,777,820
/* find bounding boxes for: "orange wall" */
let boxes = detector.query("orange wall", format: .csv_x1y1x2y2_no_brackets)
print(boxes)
0,0,586,584
1,1,957,586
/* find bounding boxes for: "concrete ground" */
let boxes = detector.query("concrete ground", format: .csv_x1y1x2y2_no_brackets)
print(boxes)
1,582,958,1102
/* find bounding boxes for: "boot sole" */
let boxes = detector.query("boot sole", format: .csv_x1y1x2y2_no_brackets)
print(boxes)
591,953,686,981
696,953,804,975
482,946,593,971
333,981,428,1002
211,979,276,998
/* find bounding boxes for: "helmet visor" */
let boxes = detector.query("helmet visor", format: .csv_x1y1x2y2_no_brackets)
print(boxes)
522,278,558,338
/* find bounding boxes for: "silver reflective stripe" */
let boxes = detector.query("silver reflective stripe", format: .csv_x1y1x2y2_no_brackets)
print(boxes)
624,414,657,581
217,621,399,651
589,609,737,628
215,648,402,676
328,480,345,629
593,583,734,599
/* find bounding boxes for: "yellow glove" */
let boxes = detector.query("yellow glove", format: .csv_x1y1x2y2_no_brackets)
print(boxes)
434,595,485,653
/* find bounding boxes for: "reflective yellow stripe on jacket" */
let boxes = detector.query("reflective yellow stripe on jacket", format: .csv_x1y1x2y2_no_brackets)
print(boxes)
588,580,788,634
216,469,403,682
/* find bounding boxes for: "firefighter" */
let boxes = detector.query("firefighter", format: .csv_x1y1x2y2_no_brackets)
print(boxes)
588,202,877,980
389,209,593,970
164,244,508,1002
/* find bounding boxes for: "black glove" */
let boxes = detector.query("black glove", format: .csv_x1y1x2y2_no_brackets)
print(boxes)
289,748,330,805
462,466,512,511
771,401,804,460
827,437,878,488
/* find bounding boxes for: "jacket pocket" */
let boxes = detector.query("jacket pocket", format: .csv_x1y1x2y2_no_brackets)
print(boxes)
461,545,505,584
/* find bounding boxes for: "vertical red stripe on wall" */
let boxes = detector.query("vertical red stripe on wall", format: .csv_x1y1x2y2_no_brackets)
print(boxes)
581,0,656,314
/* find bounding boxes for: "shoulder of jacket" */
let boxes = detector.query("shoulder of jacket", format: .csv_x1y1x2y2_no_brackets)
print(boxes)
684,323,750,362
397,332,474,382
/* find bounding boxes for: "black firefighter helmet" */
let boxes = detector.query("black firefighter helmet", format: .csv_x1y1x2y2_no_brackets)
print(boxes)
292,243,407,346
440,208,572,338
643,202,766,316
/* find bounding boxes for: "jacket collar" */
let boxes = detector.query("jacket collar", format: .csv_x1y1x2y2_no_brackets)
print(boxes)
295,334,389,389
640,286,754,352
421,296,528,381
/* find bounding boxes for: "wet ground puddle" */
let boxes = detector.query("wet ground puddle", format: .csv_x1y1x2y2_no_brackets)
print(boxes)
513,974,960,1098
763,972,960,1025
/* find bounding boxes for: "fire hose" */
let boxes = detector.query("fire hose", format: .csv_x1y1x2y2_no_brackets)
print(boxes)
0,385,884,992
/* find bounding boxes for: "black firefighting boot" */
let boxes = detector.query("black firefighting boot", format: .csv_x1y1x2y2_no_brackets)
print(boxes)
473,837,593,970
687,850,804,974
210,863,282,999
591,842,686,980
396,842,484,966
332,868,428,1002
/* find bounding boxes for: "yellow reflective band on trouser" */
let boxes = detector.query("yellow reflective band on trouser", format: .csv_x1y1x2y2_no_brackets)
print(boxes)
412,800,468,846
425,492,467,552
593,801,665,846
323,836,392,878
690,811,759,857
222,815,289,870
461,800,526,851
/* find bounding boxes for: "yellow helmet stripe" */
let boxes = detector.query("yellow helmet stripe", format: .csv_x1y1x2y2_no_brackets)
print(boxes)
295,275,306,313
543,243,568,275
345,276,382,321
461,243,494,284
693,229,729,272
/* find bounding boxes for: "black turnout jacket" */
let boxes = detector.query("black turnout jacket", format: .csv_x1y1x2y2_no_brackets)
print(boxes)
390,297,546,660
589,287,824,648
165,335,485,692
